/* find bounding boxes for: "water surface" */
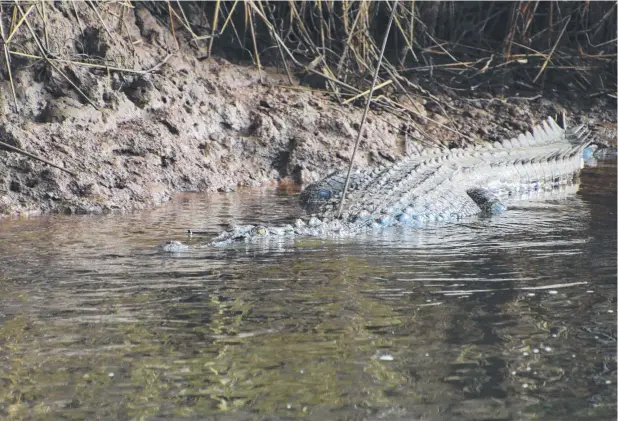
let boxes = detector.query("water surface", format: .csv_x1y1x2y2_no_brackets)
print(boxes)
0,161,616,421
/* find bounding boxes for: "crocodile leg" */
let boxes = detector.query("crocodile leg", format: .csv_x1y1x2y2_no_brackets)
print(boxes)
466,188,507,215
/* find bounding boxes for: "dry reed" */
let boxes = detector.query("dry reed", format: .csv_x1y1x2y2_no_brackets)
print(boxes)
0,1,615,119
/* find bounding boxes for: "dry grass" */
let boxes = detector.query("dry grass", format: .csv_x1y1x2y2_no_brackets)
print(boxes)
0,0,615,118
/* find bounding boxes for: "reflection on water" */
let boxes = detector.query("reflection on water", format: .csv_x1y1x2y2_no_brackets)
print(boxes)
0,161,616,421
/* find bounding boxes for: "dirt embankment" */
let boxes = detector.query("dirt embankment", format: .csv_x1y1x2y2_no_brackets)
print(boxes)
0,3,615,217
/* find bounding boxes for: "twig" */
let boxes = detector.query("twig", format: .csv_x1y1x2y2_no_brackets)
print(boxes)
6,3,34,42
218,0,239,35
342,80,392,105
9,49,148,74
533,15,571,83
2,46,18,112
0,7,18,112
144,53,173,73
0,140,76,176
208,0,220,56
16,4,100,110
39,1,49,50
258,7,299,90
247,2,262,83
166,1,199,39
337,0,399,219
87,0,113,39
246,1,362,96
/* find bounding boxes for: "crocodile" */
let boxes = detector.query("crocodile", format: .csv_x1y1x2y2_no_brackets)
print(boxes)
162,116,599,251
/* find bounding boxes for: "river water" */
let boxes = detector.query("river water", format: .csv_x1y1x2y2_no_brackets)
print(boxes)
0,160,616,421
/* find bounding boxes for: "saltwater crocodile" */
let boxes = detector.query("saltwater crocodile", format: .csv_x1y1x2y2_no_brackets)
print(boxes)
163,116,598,251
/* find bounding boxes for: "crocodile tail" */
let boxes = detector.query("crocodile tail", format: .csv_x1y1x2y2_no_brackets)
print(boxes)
499,117,561,149
500,116,595,152
531,122,595,163
565,123,595,158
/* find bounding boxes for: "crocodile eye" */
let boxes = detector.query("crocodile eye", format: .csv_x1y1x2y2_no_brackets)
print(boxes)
318,189,331,200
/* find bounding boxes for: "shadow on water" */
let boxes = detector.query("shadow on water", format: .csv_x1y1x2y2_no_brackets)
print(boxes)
0,160,616,421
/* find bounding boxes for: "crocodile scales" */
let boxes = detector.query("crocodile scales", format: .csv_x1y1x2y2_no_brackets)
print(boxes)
163,116,596,251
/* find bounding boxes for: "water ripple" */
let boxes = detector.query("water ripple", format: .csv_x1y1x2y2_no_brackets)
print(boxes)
0,163,615,421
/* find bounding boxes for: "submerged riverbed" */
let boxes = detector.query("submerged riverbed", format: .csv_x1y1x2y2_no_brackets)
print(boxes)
0,160,616,421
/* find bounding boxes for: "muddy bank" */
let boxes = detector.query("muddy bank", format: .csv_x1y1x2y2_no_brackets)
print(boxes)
0,3,615,217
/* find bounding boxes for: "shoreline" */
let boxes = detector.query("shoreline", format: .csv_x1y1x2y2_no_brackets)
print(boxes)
0,4,615,218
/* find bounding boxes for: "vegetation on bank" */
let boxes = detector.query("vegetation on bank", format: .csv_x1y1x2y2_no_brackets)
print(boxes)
0,1,615,116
